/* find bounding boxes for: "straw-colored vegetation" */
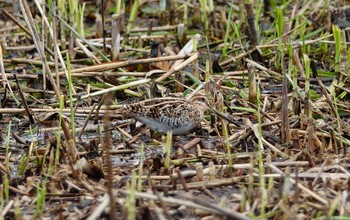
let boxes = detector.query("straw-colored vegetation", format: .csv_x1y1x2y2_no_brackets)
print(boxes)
1,0,350,219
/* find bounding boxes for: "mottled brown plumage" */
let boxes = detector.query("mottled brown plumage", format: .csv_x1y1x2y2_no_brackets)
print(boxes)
122,98,208,135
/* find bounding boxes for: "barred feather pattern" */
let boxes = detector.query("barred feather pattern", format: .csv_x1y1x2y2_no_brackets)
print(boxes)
122,99,207,135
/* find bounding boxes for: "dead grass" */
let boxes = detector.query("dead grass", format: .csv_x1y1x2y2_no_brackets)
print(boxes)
1,0,350,219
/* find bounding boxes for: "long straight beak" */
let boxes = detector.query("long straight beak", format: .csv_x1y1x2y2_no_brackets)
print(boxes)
206,105,241,127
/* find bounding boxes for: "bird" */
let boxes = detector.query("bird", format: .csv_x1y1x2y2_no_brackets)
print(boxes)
121,97,209,135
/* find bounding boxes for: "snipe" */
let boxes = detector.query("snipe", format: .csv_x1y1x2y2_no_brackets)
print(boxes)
121,97,208,135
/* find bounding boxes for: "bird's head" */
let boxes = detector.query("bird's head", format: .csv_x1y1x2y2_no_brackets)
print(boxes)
190,95,211,112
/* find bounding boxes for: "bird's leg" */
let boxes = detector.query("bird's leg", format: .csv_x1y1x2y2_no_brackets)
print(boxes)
129,119,137,136
194,125,206,136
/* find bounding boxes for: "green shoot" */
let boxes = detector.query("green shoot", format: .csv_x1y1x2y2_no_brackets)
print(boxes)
66,55,76,141
332,25,344,74
303,54,311,118
222,6,234,58
137,143,144,192
77,3,85,37
35,180,47,218
275,7,283,71
56,95,64,171
199,0,208,33
3,175,9,203
116,0,122,14
127,0,140,34
126,171,137,220
256,77,266,216
5,121,11,172
164,130,172,170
